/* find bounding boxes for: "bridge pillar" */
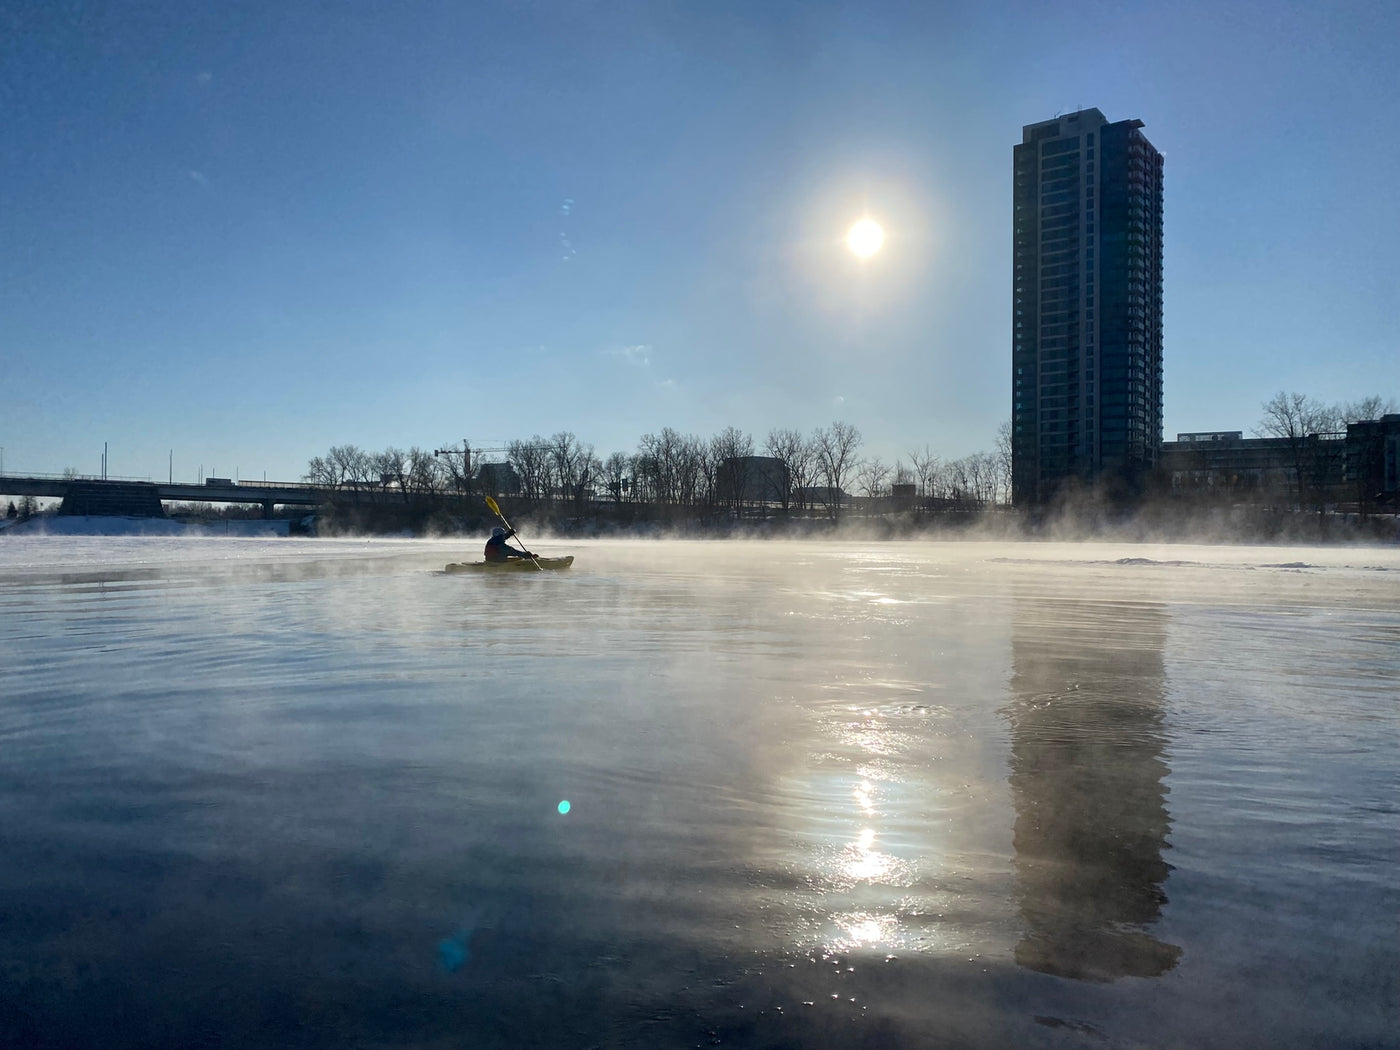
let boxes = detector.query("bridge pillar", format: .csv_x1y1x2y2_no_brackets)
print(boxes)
263,500,275,519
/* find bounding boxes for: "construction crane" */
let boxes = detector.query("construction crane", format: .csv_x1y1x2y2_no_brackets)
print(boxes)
433,441,554,496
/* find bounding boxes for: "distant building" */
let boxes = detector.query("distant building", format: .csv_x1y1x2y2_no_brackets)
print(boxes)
795,485,848,509
890,483,917,506
716,456,790,504
1159,434,1297,493
476,462,521,497
1160,430,1352,500
1176,431,1242,443
1012,108,1165,505
1345,414,1400,511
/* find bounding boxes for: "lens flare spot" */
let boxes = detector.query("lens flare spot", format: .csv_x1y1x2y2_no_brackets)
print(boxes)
438,934,470,972
557,800,571,815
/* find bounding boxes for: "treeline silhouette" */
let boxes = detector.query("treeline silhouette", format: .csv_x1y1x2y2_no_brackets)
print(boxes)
302,421,1014,534
296,392,1398,541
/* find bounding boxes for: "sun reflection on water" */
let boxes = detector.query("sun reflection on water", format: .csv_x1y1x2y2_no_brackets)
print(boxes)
842,826,906,883
853,780,876,815
831,911,901,951
763,650,978,961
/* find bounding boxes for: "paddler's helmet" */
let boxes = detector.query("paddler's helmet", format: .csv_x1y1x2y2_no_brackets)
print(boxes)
491,526,506,538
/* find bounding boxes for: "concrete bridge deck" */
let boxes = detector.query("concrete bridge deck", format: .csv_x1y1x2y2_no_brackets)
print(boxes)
1,474,325,518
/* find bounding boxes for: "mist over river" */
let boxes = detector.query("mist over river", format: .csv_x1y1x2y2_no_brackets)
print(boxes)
2,537,1397,1049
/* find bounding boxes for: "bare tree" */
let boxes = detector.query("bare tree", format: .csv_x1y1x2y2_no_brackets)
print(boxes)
1254,390,1338,441
908,444,939,505
636,431,671,504
548,432,574,498
371,447,410,503
603,451,629,501
637,428,701,505
942,453,994,506
967,452,999,505
813,421,862,521
629,450,657,503
994,421,1013,505
855,456,891,499
928,458,951,501
1254,391,1340,507
338,445,377,502
696,437,719,509
712,426,755,517
304,455,337,488
333,445,373,485
676,432,708,507
406,447,446,499
548,431,595,503
765,428,811,511
1338,396,1398,423
575,450,602,505
305,445,374,500
947,456,970,503
508,436,551,500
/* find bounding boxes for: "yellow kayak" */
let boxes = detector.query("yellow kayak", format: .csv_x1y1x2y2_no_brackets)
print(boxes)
445,556,574,573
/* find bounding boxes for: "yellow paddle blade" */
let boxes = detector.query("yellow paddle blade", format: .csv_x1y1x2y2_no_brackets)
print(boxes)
485,495,501,516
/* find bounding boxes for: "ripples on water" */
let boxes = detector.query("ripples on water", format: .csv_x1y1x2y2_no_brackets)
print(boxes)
1,537,1397,1048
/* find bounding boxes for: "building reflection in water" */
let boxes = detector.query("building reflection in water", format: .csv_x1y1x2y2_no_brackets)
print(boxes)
1007,596,1181,981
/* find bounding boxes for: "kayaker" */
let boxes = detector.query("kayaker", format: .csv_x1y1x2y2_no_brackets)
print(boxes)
484,525,535,563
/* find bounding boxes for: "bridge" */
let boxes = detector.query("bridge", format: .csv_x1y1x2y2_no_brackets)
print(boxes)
1,473,327,519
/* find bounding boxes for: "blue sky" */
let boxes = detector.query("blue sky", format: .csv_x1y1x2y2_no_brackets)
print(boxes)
3,0,1397,482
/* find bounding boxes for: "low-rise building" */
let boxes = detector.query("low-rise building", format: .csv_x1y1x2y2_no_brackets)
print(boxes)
1161,423,1394,508
716,456,791,505
1345,414,1400,511
476,462,522,497
1159,433,1298,493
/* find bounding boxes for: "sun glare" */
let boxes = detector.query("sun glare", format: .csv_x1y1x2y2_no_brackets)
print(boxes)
846,218,885,258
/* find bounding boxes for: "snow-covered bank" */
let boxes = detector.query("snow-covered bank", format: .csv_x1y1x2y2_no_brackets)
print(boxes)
0,515,292,537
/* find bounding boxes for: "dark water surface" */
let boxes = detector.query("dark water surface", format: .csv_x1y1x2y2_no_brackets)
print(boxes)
2,537,1397,1048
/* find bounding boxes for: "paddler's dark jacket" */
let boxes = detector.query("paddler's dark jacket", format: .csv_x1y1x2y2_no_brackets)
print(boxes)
484,529,531,562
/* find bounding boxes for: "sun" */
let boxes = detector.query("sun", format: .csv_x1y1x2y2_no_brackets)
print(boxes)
846,218,885,258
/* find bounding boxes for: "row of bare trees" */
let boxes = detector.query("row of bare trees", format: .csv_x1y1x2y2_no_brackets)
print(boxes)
504,433,597,502
304,445,456,502
1254,393,1397,441
301,393,1395,521
304,421,1016,518
1253,392,1398,509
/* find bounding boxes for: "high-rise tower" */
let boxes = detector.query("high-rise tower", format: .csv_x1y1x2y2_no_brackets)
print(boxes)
1012,109,1164,505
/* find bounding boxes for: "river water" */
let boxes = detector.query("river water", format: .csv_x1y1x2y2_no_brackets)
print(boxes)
1,536,1397,1049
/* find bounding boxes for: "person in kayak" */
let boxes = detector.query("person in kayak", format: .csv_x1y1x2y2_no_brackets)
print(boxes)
484,525,535,562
